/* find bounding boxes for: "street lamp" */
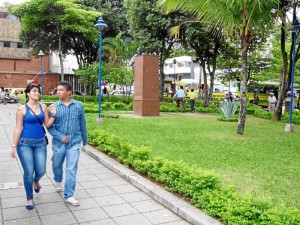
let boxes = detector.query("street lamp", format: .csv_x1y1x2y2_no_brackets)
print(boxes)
286,19,300,132
95,17,107,125
173,59,177,94
38,50,45,100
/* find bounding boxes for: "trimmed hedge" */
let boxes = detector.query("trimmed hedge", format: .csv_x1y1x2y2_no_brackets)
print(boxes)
88,128,300,225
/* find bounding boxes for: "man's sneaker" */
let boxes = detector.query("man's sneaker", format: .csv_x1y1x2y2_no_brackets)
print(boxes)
55,182,62,192
65,197,79,206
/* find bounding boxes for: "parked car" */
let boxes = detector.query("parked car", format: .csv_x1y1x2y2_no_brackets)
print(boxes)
49,88,85,96
110,90,134,96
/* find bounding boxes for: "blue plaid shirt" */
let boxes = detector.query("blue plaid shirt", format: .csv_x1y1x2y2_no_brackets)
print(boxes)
48,99,87,150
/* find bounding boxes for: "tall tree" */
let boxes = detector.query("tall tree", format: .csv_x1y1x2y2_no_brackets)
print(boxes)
8,0,101,80
124,0,182,100
158,0,279,134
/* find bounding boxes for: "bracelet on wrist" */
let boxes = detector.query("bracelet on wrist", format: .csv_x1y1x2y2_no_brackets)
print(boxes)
11,144,16,147
51,115,56,118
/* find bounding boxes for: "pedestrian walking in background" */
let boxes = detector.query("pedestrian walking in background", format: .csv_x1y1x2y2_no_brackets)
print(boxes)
48,81,87,206
189,89,196,112
1,86,6,105
102,86,109,96
253,92,259,105
267,92,277,113
173,86,186,112
11,84,56,210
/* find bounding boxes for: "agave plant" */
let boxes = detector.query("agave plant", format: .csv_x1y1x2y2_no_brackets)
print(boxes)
219,101,239,119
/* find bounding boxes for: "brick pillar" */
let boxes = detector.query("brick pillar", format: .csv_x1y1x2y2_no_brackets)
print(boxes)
133,55,160,116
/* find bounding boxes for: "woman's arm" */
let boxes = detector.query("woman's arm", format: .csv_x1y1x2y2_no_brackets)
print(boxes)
11,106,24,158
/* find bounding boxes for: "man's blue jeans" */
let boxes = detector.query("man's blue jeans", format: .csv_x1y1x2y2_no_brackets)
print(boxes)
52,144,80,199
17,137,47,200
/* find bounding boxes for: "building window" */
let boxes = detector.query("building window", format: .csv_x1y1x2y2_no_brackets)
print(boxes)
4,42,10,47
17,42,23,48
0,42,4,47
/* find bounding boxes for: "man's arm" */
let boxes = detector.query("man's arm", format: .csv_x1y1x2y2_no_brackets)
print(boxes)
80,105,88,145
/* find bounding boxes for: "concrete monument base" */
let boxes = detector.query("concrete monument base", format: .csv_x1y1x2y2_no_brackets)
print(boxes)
285,123,295,132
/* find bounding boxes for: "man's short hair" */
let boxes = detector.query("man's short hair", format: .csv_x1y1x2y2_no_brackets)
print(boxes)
58,81,72,91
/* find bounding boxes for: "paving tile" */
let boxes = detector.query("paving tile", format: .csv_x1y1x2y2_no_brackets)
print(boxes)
120,191,151,203
67,197,99,211
94,194,126,206
40,212,78,225
78,180,106,189
110,184,139,194
0,189,25,199
130,199,165,213
2,206,37,220
0,175,23,183
83,163,106,170
113,214,153,225
76,174,99,182
94,172,120,180
102,203,138,217
74,189,91,199
102,178,129,186
80,218,117,225
1,196,26,208
143,209,182,224
88,167,111,174
35,202,69,215
85,187,115,197
76,169,93,176
33,192,62,204
4,216,42,225
72,207,109,223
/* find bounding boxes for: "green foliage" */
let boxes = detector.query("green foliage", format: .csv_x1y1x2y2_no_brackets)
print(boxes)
87,123,300,225
219,101,239,118
8,0,101,66
217,117,238,122
253,108,273,120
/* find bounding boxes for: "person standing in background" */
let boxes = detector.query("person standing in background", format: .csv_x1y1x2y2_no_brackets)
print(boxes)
189,89,196,112
267,92,277,113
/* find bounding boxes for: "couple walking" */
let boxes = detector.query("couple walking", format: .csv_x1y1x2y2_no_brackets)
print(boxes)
11,81,87,210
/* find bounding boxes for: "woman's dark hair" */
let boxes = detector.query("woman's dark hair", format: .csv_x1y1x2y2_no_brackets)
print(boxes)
25,84,40,102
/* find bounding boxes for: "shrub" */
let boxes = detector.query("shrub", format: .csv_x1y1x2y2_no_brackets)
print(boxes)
87,128,300,225
219,101,239,118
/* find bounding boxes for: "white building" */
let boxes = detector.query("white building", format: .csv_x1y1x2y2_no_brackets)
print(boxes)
164,56,203,91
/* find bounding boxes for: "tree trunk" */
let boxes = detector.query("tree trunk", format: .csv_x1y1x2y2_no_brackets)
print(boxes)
202,64,209,107
275,19,288,121
159,60,165,101
56,27,65,81
237,35,251,135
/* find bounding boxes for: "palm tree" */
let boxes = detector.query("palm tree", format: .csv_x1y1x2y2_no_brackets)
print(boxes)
158,0,279,134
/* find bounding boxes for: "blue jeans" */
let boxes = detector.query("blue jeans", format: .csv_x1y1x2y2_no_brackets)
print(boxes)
52,144,80,199
17,137,47,201
190,99,195,112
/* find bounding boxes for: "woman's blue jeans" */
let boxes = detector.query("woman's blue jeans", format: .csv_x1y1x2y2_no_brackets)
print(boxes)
17,137,47,201
52,144,80,199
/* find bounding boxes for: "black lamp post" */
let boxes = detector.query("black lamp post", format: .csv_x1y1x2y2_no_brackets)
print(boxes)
38,50,45,100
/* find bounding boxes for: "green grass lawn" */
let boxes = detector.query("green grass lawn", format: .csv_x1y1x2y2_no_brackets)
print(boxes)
86,112,300,209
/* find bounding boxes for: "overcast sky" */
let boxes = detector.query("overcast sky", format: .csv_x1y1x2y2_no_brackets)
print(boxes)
0,0,28,6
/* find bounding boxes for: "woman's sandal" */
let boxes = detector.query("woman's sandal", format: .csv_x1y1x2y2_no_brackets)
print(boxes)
25,201,34,210
34,183,41,193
